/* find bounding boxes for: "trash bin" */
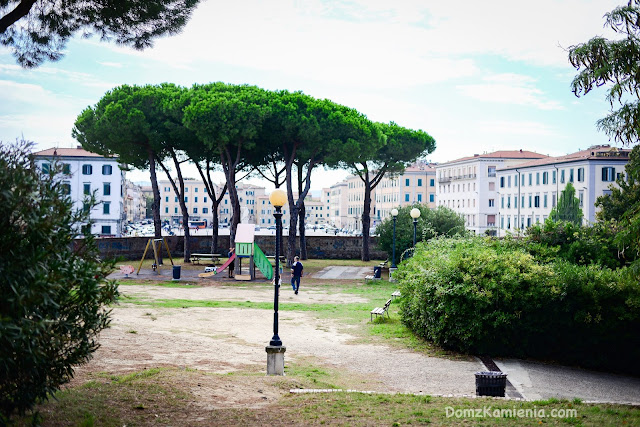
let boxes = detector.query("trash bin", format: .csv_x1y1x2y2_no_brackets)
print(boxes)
475,371,507,397
172,265,181,281
373,266,382,279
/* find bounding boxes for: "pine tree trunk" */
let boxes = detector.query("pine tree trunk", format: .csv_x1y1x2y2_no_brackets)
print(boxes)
361,180,372,261
148,150,163,264
299,202,307,260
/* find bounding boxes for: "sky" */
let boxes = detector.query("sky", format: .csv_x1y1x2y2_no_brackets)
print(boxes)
0,0,623,192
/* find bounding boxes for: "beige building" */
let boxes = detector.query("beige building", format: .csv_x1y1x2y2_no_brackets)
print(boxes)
496,145,631,234
374,162,437,226
123,180,146,222
436,150,548,235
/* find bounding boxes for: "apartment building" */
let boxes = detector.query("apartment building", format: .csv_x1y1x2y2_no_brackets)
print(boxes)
436,150,548,235
496,145,631,234
123,180,146,222
329,180,348,228
159,178,223,225
374,162,437,225
33,146,124,236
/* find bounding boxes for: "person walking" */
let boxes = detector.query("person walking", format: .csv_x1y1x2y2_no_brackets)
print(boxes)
228,247,235,278
290,256,303,295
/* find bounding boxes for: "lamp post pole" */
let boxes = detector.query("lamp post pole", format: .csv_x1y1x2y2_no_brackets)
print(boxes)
392,215,397,269
270,205,283,347
410,207,421,249
266,189,286,375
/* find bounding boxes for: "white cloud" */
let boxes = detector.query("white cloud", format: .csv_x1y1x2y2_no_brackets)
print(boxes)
477,120,559,137
457,73,564,110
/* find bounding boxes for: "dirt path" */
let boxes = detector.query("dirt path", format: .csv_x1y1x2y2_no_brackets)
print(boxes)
77,284,483,408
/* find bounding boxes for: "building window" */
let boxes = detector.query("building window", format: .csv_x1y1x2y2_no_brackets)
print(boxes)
529,195,532,208
195,188,198,192
102,165,112,175
579,191,584,208
175,207,178,214
103,202,110,215
521,174,525,186
405,194,410,202
417,194,422,202
405,178,410,186
185,187,188,192
83,202,90,213
578,167,584,182
560,170,565,183
602,167,616,182
507,176,511,188
544,194,548,208
569,168,574,183
528,173,532,186
195,197,198,203
193,208,198,214
418,179,423,187
534,195,540,208
500,177,505,188
488,166,496,177
82,164,92,175
489,182,495,191
83,183,91,195
101,226,111,234
552,170,556,184
552,193,557,207
103,182,111,196
521,196,524,207
507,196,511,208
42,163,50,174
184,197,188,202
430,178,435,186
165,196,169,202
204,196,208,203
536,172,540,185
489,199,495,207
501,197,504,208
429,194,435,202
62,163,71,174
203,208,208,214
62,181,71,195
542,171,548,185
165,207,169,213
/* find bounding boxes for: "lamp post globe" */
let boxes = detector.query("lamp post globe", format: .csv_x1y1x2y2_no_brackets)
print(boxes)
268,189,286,347
410,208,421,247
391,208,399,269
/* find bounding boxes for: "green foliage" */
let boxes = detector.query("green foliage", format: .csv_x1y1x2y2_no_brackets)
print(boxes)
569,1,640,146
526,219,624,268
396,237,640,373
596,145,640,268
549,182,583,225
0,141,118,421
1,0,200,68
376,205,466,263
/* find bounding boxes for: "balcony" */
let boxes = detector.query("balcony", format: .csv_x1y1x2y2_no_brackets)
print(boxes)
439,173,477,182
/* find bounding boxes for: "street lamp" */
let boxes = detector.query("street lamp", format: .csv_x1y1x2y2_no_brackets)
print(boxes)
410,207,421,247
391,208,398,269
266,188,286,375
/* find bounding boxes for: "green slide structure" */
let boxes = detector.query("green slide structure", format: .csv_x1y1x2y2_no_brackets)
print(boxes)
253,243,273,281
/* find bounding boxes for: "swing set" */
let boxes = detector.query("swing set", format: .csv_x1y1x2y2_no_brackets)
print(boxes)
136,238,174,274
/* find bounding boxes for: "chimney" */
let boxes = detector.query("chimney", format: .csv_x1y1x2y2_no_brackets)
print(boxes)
519,149,523,152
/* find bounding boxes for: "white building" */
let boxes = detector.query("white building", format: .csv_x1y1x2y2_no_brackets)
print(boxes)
124,179,146,222
496,145,631,234
33,147,124,236
329,180,349,228
436,150,548,235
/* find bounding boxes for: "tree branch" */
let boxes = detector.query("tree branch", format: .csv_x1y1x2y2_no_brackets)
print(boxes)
0,0,37,34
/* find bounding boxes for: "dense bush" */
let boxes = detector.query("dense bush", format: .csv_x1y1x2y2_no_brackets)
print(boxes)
396,237,640,374
0,141,118,422
526,219,624,269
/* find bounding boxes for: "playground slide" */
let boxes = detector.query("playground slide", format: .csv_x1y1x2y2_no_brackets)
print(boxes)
198,253,236,278
253,243,274,280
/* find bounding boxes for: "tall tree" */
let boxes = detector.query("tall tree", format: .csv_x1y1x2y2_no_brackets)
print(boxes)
549,182,583,225
569,0,640,146
73,84,166,241
184,83,269,248
1,0,199,68
327,120,435,261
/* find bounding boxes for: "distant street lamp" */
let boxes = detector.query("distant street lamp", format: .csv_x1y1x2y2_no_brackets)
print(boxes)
410,207,421,247
391,208,399,269
266,189,287,375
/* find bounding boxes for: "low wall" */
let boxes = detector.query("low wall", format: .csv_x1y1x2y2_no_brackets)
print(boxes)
93,235,387,261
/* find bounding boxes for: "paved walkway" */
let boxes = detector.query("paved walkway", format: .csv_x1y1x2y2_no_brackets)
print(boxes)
312,266,372,280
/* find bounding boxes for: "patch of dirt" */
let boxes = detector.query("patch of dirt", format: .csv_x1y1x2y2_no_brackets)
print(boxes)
74,283,484,415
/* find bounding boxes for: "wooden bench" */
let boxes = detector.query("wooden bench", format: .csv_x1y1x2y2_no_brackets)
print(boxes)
190,253,221,264
391,290,401,300
370,299,392,322
378,259,389,270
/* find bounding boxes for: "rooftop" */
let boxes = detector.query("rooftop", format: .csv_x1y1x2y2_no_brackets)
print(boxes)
440,150,547,165
33,146,111,158
499,145,631,171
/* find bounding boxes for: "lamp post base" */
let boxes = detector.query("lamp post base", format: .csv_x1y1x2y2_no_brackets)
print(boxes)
266,345,286,375
389,267,397,282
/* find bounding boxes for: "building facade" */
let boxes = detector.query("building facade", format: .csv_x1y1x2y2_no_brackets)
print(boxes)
436,150,548,235
33,147,124,236
496,145,631,234
329,180,349,228
123,180,146,222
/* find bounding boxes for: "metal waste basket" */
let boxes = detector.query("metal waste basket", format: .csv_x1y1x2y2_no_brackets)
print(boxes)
373,266,382,279
475,371,507,397
172,265,181,280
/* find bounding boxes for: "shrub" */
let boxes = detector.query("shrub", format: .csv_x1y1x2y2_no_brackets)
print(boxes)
396,236,640,374
0,141,118,421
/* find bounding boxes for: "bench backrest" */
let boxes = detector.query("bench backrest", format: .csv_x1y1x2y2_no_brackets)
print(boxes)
384,299,392,309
